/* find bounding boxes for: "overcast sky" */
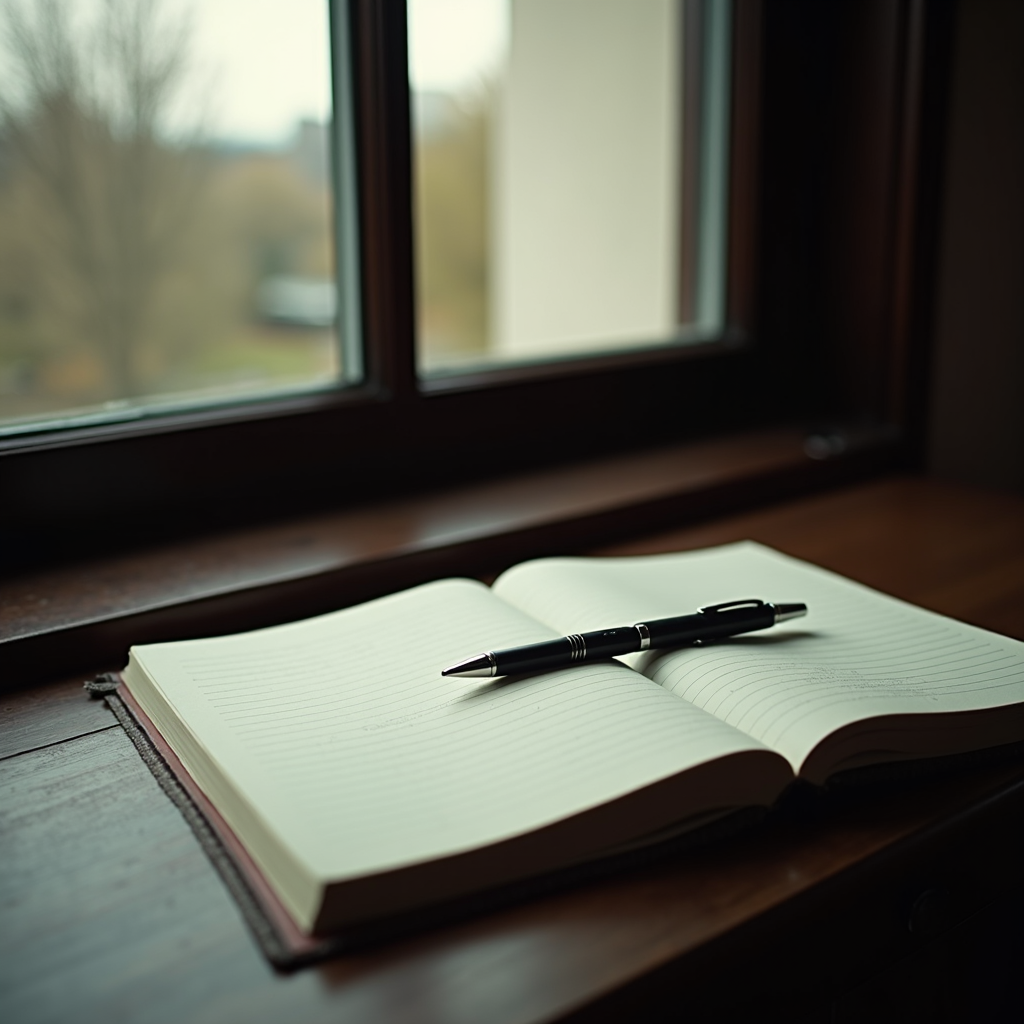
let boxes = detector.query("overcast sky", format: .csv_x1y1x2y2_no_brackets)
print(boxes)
0,0,508,145
180,0,333,144
185,0,507,144
408,0,507,94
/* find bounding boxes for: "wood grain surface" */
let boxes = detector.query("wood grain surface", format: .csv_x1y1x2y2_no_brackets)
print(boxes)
1,476,1022,1024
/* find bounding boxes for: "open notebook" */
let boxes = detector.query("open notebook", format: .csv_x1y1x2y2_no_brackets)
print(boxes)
118,542,1024,942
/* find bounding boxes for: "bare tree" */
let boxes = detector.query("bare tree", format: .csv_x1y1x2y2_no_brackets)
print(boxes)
0,0,203,398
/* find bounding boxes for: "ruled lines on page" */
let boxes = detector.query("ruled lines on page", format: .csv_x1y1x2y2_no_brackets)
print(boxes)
648,591,1024,771
130,578,769,883
493,543,1024,772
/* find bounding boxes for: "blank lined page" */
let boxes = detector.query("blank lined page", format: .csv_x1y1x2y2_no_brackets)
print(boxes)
494,543,1024,771
128,578,768,888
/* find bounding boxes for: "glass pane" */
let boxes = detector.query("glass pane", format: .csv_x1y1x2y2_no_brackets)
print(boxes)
409,0,730,375
0,0,348,434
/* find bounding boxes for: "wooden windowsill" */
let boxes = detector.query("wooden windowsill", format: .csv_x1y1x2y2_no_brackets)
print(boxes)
0,424,898,687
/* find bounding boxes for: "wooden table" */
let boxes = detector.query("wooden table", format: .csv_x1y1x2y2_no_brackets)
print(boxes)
2,476,1022,1023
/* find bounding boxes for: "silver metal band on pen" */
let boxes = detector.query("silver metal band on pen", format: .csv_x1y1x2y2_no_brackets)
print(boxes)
634,623,651,651
567,633,586,661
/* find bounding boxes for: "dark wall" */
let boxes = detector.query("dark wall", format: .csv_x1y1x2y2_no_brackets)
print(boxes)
928,0,1024,492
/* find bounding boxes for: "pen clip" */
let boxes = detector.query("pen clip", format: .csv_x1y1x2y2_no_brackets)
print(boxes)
698,599,766,615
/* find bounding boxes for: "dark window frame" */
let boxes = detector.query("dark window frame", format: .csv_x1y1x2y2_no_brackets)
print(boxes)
0,0,954,573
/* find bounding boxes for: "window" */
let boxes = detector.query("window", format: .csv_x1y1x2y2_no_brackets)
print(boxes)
0,0,948,569
0,0,366,437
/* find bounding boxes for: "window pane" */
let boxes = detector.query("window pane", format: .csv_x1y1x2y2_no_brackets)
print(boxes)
0,0,352,434
409,0,730,375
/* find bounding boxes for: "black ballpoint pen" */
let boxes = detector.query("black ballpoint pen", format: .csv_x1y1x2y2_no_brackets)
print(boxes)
441,599,808,678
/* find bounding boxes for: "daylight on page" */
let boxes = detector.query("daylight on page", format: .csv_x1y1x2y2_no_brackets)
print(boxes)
0,0,339,432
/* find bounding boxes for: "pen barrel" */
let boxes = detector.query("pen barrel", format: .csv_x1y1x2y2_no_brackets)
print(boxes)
645,605,777,648
579,626,645,659
493,627,641,675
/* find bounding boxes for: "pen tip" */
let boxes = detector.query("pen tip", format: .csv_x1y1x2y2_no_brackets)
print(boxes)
441,654,496,678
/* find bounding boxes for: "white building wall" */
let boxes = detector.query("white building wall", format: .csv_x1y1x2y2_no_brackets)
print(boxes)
492,0,681,357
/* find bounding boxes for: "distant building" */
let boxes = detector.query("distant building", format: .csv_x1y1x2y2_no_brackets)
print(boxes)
293,119,331,187
257,275,336,329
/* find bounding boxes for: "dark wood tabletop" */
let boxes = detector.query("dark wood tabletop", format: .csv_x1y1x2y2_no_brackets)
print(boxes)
2,475,1022,1023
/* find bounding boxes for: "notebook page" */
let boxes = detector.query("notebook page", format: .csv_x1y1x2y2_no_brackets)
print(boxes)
494,543,1024,772
128,578,771,898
